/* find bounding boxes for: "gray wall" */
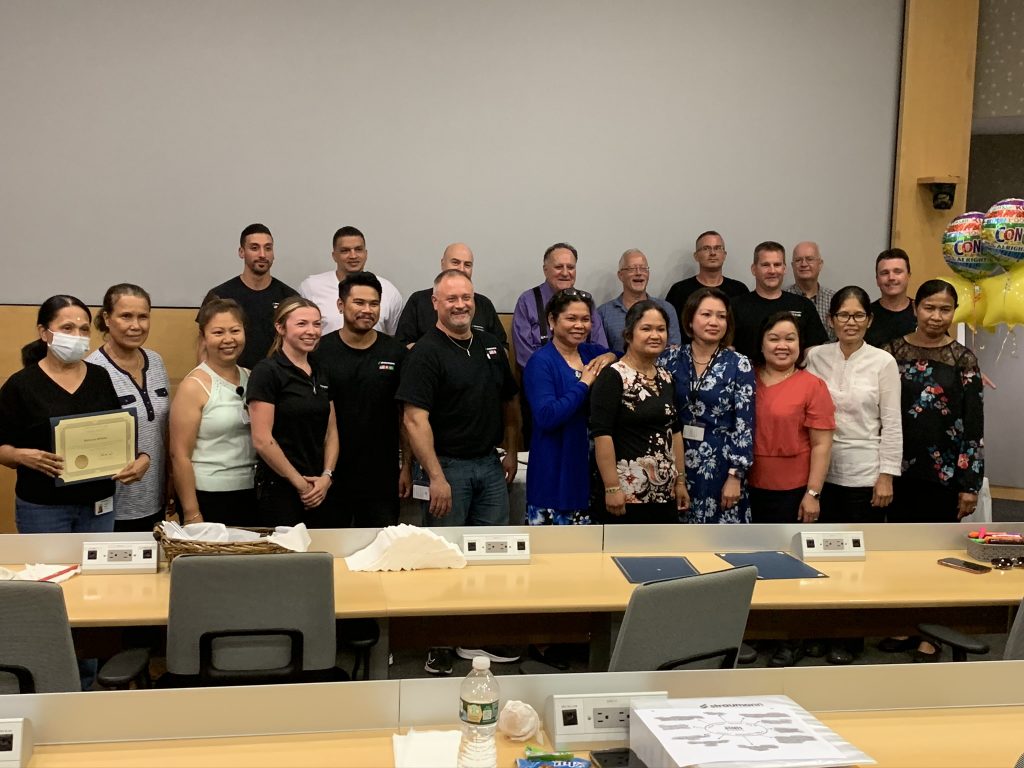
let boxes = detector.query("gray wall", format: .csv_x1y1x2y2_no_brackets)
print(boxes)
0,0,902,310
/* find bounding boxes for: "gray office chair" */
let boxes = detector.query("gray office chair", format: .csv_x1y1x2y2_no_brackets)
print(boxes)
0,581,149,693
918,597,1024,662
521,566,758,674
160,552,348,687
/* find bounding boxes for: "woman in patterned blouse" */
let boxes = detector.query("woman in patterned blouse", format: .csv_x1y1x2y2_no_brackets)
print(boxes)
883,279,984,522
590,300,688,524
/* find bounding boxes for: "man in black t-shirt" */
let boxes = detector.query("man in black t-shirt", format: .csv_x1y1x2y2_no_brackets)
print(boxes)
394,243,507,349
865,249,917,347
317,272,409,528
199,223,298,368
665,230,749,326
731,241,829,359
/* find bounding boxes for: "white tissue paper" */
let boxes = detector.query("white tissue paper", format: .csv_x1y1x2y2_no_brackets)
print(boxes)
498,700,541,742
392,729,462,768
0,564,81,583
157,521,309,551
345,524,466,572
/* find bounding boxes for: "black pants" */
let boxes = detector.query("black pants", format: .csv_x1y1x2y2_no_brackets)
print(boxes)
820,483,884,525
749,486,806,524
887,476,960,523
255,468,315,528
114,510,164,532
195,488,258,528
600,501,677,525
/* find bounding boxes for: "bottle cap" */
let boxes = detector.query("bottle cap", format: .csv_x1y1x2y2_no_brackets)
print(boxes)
472,656,490,670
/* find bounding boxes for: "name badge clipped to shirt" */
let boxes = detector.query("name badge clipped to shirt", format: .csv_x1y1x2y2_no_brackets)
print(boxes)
94,496,114,516
240,407,250,426
682,423,705,442
412,482,431,501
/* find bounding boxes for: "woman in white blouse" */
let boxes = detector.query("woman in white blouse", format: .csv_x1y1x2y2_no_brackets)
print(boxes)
805,285,903,525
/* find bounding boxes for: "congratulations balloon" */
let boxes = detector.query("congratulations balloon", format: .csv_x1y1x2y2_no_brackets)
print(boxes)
943,211,1002,279
981,198,1024,270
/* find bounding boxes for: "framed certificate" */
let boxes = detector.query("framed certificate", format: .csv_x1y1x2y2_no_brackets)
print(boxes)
50,408,137,486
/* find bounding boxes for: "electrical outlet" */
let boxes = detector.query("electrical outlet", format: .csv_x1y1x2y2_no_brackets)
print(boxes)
461,533,530,565
798,531,866,561
81,541,159,574
544,691,668,750
0,718,32,768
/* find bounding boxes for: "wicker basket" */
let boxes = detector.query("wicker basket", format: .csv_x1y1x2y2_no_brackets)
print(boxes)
153,526,291,562
965,536,1024,563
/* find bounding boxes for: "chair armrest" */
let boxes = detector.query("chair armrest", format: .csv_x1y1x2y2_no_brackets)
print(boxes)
97,648,151,689
918,624,990,655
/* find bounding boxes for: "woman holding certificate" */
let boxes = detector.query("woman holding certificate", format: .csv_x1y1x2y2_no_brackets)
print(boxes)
0,295,141,533
247,296,339,527
87,284,170,531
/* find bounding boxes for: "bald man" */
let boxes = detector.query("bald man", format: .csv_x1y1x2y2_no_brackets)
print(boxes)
394,243,508,349
784,241,836,341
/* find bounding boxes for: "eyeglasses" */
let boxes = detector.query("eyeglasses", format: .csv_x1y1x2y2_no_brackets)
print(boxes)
833,312,869,324
792,258,820,265
697,245,725,254
556,288,593,301
619,267,650,275
991,557,1024,570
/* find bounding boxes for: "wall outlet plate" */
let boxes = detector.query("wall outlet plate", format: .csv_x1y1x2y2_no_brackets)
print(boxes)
798,531,866,561
0,718,32,768
544,691,668,750
81,541,159,574
461,533,530,565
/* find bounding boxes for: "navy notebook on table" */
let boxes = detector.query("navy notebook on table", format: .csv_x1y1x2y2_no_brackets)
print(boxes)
715,551,828,580
613,556,699,584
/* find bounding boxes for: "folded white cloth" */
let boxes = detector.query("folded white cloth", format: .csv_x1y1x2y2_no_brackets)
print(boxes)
392,729,462,768
0,564,81,583
267,524,311,552
157,521,309,551
345,524,466,572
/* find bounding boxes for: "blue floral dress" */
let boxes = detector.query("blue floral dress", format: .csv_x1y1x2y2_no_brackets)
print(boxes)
660,345,756,523
883,337,984,492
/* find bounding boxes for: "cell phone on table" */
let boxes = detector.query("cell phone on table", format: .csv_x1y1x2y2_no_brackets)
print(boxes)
937,557,991,574
590,748,648,768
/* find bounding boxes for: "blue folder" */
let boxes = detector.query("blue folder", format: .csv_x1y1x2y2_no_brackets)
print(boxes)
715,551,828,580
613,556,699,584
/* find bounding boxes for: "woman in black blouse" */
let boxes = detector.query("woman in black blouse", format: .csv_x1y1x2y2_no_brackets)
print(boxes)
247,296,339,527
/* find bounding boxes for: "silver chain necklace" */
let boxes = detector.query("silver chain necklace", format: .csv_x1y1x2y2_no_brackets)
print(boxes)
445,332,474,356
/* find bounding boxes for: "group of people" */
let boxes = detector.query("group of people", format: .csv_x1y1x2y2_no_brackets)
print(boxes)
0,225,984,539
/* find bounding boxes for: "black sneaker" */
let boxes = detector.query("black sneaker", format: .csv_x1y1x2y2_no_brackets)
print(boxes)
425,647,454,675
455,645,521,663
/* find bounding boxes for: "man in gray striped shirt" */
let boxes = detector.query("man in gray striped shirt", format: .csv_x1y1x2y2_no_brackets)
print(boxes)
785,241,836,342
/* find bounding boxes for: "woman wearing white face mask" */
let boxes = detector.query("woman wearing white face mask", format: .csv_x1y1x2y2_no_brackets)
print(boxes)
0,295,139,532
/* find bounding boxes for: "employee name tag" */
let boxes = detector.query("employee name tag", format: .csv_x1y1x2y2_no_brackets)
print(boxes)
682,423,705,442
240,408,250,426
94,496,114,516
412,483,430,501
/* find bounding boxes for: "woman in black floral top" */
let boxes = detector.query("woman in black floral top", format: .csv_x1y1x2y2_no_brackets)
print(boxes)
883,279,984,522
591,300,688,524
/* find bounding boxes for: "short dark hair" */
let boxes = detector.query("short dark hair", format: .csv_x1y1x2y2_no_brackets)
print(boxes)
829,285,872,317
751,310,807,369
753,241,786,265
543,242,578,263
333,226,366,249
339,271,383,301
22,295,92,367
95,283,152,334
197,298,247,333
240,223,272,247
622,299,671,352
915,278,958,308
875,248,911,273
546,289,595,324
681,287,735,348
695,230,722,248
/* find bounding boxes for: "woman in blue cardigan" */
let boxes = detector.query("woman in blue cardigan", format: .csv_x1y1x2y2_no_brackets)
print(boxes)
523,289,615,524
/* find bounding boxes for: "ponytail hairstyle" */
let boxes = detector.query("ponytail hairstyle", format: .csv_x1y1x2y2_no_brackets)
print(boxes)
267,296,321,357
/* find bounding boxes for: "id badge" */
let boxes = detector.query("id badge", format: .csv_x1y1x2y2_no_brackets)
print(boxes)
240,407,250,426
94,496,114,516
682,423,705,442
412,482,431,501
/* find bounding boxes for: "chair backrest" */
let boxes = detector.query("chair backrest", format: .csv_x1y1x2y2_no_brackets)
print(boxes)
166,552,337,683
608,566,757,673
0,581,80,694
1003,597,1024,661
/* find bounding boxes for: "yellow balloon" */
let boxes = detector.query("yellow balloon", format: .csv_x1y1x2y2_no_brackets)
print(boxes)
1004,268,1024,327
980,274,1009,329
940,273,976,326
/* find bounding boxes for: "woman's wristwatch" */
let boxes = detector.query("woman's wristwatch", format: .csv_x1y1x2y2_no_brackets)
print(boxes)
727,467,744,480
806,488,821,499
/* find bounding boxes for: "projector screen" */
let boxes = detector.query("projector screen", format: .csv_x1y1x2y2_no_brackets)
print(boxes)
0,0,903,310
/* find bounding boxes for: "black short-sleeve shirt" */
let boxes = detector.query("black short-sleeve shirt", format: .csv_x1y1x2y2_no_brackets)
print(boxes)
0,362,120,505
246,351,331,477
396,327,518,458
394,288,508,349
315,331,405,499
865,299,917,348
730,291,829,359
200,276,299,369
665,276,750,323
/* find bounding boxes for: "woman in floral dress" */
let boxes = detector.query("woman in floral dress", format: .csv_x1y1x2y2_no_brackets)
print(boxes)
883,279,984,522
661,287,755,523
590,300,688,524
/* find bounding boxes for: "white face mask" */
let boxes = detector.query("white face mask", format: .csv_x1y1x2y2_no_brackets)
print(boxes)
48,331,90,363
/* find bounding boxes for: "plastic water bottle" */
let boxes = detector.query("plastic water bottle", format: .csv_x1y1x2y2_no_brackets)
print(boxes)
458,655,500,768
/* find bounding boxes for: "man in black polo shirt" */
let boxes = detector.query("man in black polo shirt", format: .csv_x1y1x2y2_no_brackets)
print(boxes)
199,223,298,368
665,230,749,327
317,272,410,528
731,241,829,359
865,248,917,347
394,243,507,349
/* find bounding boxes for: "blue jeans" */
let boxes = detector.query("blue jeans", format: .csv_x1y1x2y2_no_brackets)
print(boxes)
420,452,510,527
15,497,116,533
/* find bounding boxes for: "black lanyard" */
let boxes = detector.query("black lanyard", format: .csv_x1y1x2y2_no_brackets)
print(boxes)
687,345,720,414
